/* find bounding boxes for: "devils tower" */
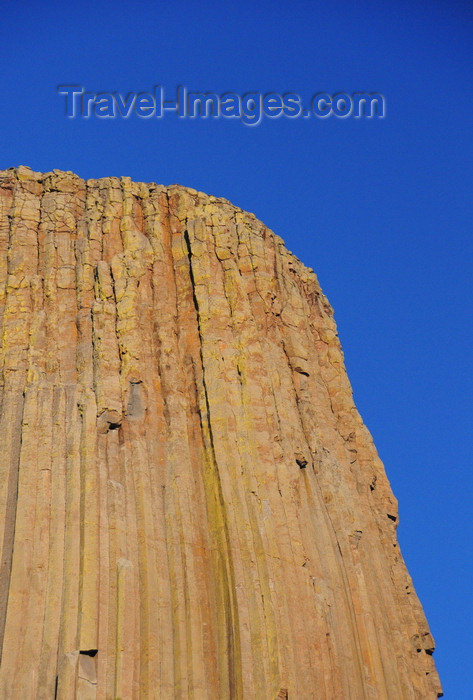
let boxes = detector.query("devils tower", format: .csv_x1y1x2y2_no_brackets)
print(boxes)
0,166,441,699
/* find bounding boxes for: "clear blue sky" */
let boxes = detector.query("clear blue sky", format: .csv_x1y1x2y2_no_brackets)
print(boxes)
1,1,472,696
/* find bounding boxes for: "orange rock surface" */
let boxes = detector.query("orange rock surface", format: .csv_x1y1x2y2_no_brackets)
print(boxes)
0,166,442,699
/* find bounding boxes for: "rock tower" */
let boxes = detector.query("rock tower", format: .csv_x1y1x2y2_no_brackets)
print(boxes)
0,167,442,699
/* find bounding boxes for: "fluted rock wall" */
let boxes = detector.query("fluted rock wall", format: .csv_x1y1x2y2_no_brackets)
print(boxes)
0,166,441,699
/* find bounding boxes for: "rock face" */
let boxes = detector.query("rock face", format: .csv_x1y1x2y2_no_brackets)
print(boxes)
0,166,441,699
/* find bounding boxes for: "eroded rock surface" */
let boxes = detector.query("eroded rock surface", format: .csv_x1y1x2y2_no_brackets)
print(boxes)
0,166,442,699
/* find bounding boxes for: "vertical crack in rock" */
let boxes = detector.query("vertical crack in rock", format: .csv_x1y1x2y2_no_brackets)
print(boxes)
0,166,442,699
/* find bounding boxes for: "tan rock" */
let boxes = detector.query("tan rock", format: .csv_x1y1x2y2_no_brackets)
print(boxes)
0,168,442,698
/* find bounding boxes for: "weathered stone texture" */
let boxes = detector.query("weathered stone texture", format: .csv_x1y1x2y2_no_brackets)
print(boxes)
0,166,442,699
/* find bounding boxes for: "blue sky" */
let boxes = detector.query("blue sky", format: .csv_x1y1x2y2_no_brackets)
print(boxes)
2,0,472,696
